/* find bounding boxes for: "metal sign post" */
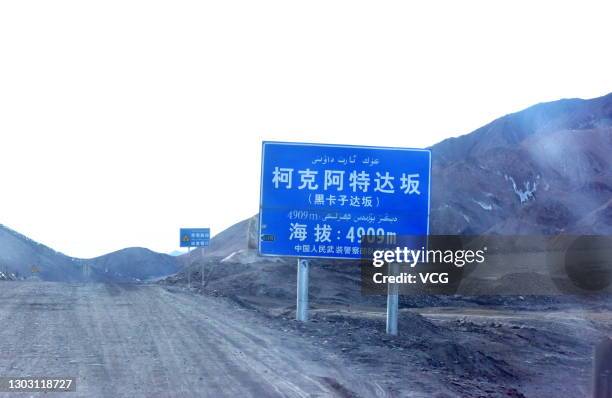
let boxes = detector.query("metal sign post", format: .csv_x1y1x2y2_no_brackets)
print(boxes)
201,246,205,288
296,258,309,321
386,262,400,335
187,247,191,288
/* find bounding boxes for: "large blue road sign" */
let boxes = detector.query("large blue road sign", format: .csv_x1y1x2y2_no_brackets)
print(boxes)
259,142,431,259
180,228,211,248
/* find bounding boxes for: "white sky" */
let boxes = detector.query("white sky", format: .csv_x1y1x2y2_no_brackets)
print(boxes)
1,1,610,258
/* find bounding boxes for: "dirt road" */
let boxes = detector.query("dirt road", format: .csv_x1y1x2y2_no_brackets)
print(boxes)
0,282,390,398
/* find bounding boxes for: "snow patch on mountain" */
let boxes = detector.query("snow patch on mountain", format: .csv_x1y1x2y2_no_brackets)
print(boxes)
473,199,493,211
505,175,539,204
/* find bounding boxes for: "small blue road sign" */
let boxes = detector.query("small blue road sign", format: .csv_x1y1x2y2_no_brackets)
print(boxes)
180,228,211,248
259,141,431,259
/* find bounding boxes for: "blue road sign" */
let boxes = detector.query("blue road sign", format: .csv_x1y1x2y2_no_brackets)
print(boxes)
259,141,431,259
180,228,211,248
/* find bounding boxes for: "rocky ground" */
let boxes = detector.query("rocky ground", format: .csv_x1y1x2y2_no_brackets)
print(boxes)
162,254,612,397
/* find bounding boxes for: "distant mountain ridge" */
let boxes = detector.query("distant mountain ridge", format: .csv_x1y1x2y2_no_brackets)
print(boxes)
429,92,612,235
432,94,612,165
0,224,179,282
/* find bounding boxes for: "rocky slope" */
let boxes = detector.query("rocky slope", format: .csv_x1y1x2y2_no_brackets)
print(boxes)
430,93,612,235
0,225,85,281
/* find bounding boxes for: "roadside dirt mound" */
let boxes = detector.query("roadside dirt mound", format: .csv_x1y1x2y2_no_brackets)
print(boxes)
165,253,386,308
423,340,516,380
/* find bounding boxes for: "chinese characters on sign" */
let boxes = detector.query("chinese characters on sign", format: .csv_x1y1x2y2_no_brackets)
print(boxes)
259,142,431,259
180,228,211,248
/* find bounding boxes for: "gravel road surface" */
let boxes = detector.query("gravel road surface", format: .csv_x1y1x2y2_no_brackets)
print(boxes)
0,282,391,398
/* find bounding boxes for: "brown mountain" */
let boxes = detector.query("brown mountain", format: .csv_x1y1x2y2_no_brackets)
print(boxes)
429,92,612,235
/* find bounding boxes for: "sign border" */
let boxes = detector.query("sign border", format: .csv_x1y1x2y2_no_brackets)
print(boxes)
179,227,211,248
258,141,432,259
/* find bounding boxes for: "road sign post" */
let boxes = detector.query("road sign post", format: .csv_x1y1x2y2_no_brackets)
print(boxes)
179,228,211,289
386,262,400,335
187,247,191,288
296,258,309,321
201,246,206,288
259,142,431,330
